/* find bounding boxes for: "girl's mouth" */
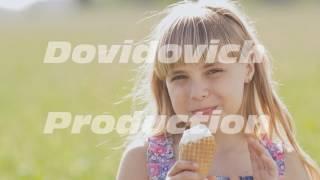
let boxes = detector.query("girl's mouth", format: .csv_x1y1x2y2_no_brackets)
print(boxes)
191,105,218,115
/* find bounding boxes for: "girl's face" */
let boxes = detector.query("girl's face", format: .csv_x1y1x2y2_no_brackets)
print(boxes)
165,62,254,116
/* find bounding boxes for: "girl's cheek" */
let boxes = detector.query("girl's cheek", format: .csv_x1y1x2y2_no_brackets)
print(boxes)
223,85,244,114
168,85,190,114
209,75,243,114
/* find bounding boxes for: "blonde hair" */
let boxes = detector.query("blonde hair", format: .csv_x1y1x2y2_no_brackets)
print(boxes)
129,0,320,179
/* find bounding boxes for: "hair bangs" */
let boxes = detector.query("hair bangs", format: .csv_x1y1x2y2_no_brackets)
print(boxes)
153,5,251,80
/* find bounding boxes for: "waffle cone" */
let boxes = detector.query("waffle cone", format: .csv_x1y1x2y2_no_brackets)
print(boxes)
179,136,216,176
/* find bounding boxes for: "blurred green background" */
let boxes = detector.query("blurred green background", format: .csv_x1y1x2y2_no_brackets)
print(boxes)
0,0,319,179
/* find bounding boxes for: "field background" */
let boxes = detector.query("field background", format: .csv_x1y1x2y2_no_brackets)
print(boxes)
0,0,319,179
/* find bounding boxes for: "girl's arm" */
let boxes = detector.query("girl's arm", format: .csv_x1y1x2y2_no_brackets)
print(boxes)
116,143,149,180
284,151,310,180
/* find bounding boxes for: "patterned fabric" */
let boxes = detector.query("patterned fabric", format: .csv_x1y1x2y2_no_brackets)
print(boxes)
239,177,254,180
147,135,176,180
260,134,286,177
216,177,253,180
147,134,285,180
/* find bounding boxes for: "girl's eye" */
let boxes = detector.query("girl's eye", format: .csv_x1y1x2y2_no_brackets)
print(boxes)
207,69,224,75
171,75,187,81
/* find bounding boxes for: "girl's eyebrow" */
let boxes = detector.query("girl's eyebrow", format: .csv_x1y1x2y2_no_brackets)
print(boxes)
169,63,218,76
169,63,216,76
203,63,217,68
169,69,187,76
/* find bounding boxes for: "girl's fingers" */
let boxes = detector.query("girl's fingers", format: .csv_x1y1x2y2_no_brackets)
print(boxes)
261,154,275,167
247,136,273,161
248,137,269,178
248,146,261,179
250,145,263,171
206,176,216,180
247,137,264,155
248,140,262,166
167,160,199,176
261,155,278,174
248,145,257,167
171,171,203,180
247,136,278,178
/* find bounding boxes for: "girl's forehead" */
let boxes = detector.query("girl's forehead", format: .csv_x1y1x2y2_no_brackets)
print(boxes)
169,62,220,72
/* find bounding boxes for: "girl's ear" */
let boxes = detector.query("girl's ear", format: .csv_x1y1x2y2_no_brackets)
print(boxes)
245,53,255,83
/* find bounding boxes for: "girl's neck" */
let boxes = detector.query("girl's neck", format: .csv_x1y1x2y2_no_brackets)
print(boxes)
215,131,248,154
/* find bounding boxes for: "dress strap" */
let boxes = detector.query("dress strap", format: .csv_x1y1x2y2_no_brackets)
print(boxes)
147,134,175,180
260,134,286,177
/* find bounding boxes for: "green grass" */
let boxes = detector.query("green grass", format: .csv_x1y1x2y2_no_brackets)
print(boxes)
0,3,319,179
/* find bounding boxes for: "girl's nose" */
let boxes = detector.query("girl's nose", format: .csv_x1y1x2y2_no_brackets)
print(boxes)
190,80,209,101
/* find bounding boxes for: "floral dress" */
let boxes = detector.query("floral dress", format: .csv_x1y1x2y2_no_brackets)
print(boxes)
147,134,285,180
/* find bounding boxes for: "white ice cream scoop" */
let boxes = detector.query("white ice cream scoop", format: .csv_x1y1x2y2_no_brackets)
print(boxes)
180,124,213,145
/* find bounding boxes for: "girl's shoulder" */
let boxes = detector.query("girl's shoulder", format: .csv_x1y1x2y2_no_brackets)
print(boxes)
283,150,310,180
117,138,149,180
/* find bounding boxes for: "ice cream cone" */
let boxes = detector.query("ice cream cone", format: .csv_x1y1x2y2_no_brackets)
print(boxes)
179,125,216,176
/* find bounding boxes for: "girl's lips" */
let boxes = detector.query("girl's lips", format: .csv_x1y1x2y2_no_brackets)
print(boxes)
191,106,218,115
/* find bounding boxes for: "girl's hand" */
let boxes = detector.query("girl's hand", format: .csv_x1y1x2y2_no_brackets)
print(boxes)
166,160,214,180
247,136,278,180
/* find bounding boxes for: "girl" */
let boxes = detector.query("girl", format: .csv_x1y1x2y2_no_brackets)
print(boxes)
117,0,320,179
